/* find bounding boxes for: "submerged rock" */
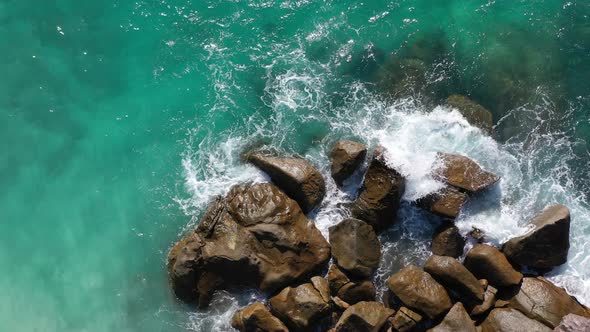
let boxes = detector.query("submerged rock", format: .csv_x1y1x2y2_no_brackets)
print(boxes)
463,244,523,288
335,301,394,332
418,187,468,219
247,151,326,213
503,204,570,270
507,277,590,328
269,281,332,331
386,265,452,319
388,307,423,332
348,146,406,232
435,153,500,193
427,302,477,332
424,255,485,303
554,314,590,332
329,218,381,278
446,95,494,133
167,182,330,306
231,302,289,332
431,224,466,258
330,140,367,186
479,308,552,332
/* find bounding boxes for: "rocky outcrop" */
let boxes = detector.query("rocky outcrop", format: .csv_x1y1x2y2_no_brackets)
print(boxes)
479,308,552,332
427,302,477,332
335,301,394,332
502,204,570,270
347,146,406,232
388,307,423,332
554,314,590,332
424,255,484,303
469,283,498,316
269,281,332,331
506,277,590,328
435,153,499,193
330,140,367,186
231,302,289,332
167,182,330,306
463,244,523,288
431,224,465,258
327,265,375,306
247,151,326,213
446,95,494,133
418,187,468,219
386,265,453,319
329,218,381,278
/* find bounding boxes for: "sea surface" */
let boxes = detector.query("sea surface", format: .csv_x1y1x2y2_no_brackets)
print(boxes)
1,0,590,331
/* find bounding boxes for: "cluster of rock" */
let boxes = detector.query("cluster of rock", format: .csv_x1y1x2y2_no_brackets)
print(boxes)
167,140,590,331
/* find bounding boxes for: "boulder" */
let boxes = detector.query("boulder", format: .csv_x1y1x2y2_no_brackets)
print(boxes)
327,265,375,305
463,244,522,288
231,302,289,332
479,308,552,332
507,277,590,328
427,302,477,332
502,205,570,270
311,276,331,303
386,265,453,319
446,95,494,133
554,314,590,332
348,146,406,232
247,151,326,213
335,301,394,332
469,284,498,316
167,183,331,306
388,307,423,332
424,255,484,303
329,218,381,278
328,264,351,295
269,282,332,331
330,140,367,186
418,187,468,219
435,153,499,193
431,224,465,258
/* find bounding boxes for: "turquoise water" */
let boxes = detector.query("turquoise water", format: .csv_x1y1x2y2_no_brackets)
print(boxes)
1,1,589,331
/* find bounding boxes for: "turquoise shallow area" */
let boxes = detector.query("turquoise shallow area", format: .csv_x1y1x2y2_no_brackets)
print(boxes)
1,1,589,331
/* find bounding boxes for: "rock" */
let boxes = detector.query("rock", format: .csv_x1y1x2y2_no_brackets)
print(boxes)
247,151,326,213
231,302,289,332
469,284,498,316
507,277,590,328
427,302,477,332
502,205,570,270
479,308,552,332
167,183,331,306
335,301,394,332
328,264,351,294
463,244,523,288
431,224,466,258
389,307,423,332
435,153,499,193
330,140,367,186
348,146,406,232
418,187,469,219
329,218,381,278
337,280,376,305
424,255,485,303
311,276,331,303
554,313,590,332
386,265,453,319
446,95,494,133
269,282,332,331
333,296,351,311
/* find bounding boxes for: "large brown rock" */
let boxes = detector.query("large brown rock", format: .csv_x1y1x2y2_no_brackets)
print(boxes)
329,218,381,278
388,307,423,332
446,95,494,133
479,308,552,332
431,224,465,258
469,283,498,316
330,140,367,186
507,277,590,328
427,302,477,332
386,265,453,319
247,152,326,213
435,153,499,193
463,244,522,288
335,301,394,332
424,255,484,303
327,265,375,306
554,314,590,332
418,187,468,219
348,146,406,232
167,183,331,306
269,282,332,331
502,205,570,270
231,302,289,332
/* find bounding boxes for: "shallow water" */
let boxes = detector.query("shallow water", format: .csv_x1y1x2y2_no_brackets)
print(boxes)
1,0,590,331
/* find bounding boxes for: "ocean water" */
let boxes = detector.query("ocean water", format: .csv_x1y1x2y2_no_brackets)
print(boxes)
1,0,590,331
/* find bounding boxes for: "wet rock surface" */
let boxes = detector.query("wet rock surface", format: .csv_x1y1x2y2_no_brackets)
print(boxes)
231,302,289,332
388,306,423,332
334,301,394,332
479,308,552,332
418,187,468,219
269,281,332,331
435,152,500,193
427,302,476,332
424,255,485,303
553,313,590,332
463,244,523,288
431,224,466,258
446,95,494,133
329,218,381,278
330,140,367,186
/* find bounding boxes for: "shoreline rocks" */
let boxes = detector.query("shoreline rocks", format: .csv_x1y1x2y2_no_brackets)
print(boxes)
330,140,367,186
463,244,523,288
329,218,381,278
435,152,500,193
424,255,485,303
431,224,466,258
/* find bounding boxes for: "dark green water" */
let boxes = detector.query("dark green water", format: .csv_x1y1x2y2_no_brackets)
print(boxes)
1,1,589,331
